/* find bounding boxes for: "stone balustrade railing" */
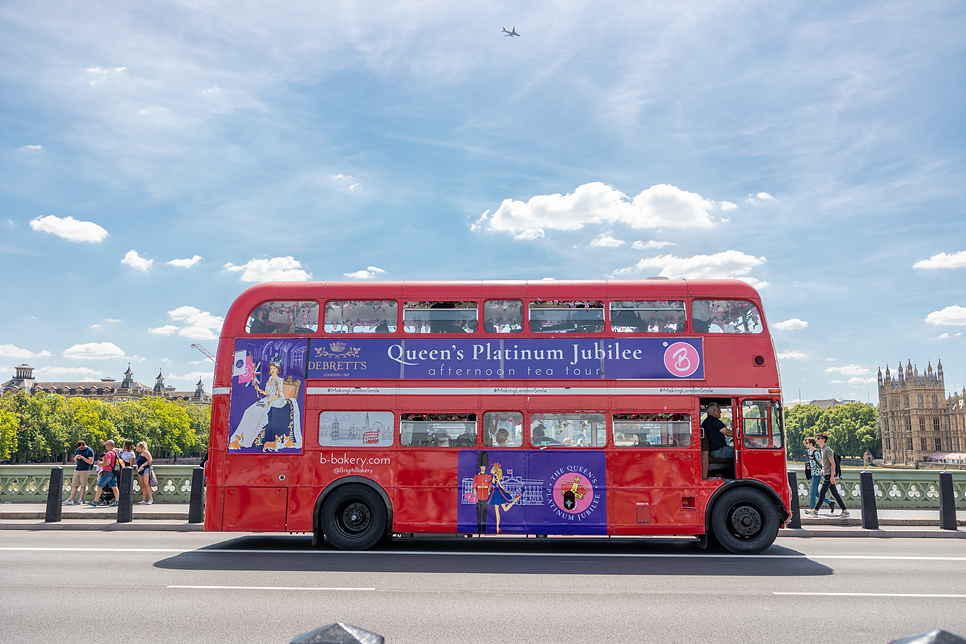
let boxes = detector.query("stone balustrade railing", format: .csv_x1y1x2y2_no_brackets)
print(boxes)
788,466,965,507
1,464,963,507
0,465,199,503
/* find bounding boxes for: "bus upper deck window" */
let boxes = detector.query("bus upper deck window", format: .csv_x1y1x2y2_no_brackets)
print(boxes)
247,301,319,334
483,300,523,333
325,300,397,333
610,300,686,333
403,302,478,334
692,300,763,334
529,300,604,333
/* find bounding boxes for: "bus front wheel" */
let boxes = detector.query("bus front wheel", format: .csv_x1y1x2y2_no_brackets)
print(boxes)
321,484,387,551
710,488,779,554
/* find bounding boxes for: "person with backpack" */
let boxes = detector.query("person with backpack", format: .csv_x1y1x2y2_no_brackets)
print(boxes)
804,433,849,518
805,437,836,515
89,439,120,507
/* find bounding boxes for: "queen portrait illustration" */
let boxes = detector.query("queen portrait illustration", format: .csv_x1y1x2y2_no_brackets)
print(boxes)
230,360,302,451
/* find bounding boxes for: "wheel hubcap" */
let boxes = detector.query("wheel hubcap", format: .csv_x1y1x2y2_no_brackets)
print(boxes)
730,505,762,537
340,502,371,534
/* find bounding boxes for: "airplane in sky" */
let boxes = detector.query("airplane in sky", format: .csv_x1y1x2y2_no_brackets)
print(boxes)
502,27,520,37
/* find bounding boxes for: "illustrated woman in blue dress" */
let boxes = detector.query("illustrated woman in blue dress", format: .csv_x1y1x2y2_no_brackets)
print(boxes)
231,361,302,450
488,463,521,533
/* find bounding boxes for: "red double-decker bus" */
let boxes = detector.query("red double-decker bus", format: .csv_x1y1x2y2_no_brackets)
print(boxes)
206,279,790,553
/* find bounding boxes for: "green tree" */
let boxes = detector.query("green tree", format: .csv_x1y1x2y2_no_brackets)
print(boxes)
7,392,73,462
784,404,824,461
0,407,17,460
67,397,119,447
816,402,880,457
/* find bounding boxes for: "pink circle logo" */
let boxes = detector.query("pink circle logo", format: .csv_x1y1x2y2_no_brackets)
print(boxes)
551,473,595,514
664,342,700,378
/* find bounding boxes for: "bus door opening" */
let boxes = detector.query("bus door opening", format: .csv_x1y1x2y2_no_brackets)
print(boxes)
699,397,736,480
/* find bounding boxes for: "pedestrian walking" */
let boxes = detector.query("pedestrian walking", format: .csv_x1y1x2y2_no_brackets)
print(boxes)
63,440,95,505
89,440,120,507
804,433,849,518
805,437,835,514
135,441,154,505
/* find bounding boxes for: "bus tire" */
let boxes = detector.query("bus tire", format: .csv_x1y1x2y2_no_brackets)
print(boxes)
321,484,387,551
710,487,779,554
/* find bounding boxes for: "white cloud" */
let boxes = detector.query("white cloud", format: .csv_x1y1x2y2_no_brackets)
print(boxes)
914,251,966,270
925,305,966,326
224,256,311,282
86,66,126,85
773,318,809,330
737,276,771,290
90,324,101,330
473,183,720,240
168,255,203,268
848,376,877,386
934,332,962,340
631,240,675,250
591,232,625,248
611,250,766,281
35,366,102,377
166,371,212,383
830,379,845,384
778,351,808,360
30,215,108,243
825,364,871,376
121,250,153,272
343,266,387,280
149,325,180,336
719,201,738,211
104,319,121,323
826,358,836,362
21,144,43,151
745,192,776,205
151,306,224,341
63,342,125,360
0,344,53,359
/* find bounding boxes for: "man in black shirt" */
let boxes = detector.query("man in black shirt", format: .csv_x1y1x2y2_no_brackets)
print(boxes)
701,402,734,459
249,306,272,334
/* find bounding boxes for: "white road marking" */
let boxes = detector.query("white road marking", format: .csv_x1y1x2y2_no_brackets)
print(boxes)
775,592,966,598
2,546,966,561
168,585,374,591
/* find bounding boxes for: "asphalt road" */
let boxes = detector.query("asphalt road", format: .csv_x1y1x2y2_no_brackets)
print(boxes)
2,531,964,644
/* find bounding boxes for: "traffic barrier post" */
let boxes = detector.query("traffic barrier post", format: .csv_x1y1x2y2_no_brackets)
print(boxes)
860,471,878,530
45,466,63,523
786,470,801,529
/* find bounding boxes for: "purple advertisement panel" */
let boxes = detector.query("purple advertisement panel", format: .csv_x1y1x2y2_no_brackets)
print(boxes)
228,339,307,454
305,337,703,380
457,451,607,535
602,338,704,379
307,338,400,379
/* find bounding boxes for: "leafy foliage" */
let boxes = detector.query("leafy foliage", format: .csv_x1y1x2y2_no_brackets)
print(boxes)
785,402,880,459
0,391,209,462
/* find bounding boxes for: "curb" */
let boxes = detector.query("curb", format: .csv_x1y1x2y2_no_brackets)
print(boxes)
781,528,965,539
0,522,204,532
2,511,189,520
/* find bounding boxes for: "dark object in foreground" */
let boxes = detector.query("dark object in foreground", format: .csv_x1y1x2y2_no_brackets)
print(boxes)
891,629,966,644
939,472,958,531
860,470,878,530
45,467,64,523
291,623,384,644
188,467,204,524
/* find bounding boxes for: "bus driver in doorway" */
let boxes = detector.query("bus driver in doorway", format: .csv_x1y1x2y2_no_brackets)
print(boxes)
702,402,734,459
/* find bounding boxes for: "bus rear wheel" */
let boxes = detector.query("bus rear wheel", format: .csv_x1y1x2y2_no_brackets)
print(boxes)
321,484,387,551
710,488,779,554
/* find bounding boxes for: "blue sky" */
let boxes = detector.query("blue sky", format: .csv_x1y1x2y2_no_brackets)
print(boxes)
1,1,964,403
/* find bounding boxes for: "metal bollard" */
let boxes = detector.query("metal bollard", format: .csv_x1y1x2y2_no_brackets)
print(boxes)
45,466,64,523
188,466,205,524
939,471,958,531
786,470,801,529
291,623,384,644
117,468,134,523
859,471,878,530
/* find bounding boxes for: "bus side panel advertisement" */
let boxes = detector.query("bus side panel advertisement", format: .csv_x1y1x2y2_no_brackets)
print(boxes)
307,338,703,380
228,338,308,454
457,451,607,535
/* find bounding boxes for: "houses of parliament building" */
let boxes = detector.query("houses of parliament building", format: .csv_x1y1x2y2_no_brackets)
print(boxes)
878,359,966,464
